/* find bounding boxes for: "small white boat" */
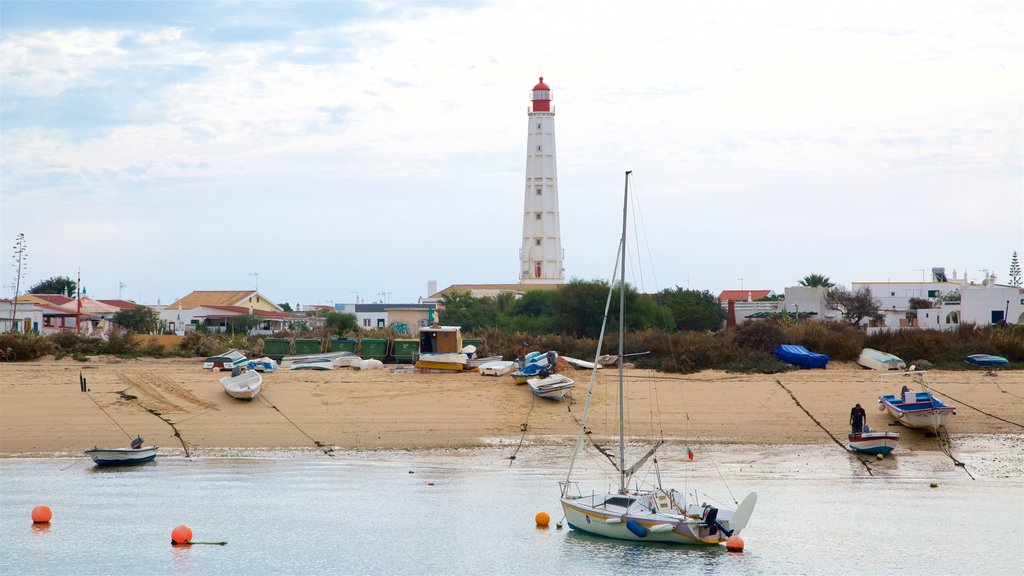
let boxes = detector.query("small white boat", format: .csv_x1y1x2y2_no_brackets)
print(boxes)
290,358,334,371
562,356,599,369
479,360,516,376
857,348,906,371
281,351,358,368
219,369,263,399
467,355,503,368
527,374,575,400
85,443,158,466
848,430,900,455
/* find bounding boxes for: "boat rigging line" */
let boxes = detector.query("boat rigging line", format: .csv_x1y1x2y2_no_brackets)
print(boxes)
774,378,875,476
256,393,335,458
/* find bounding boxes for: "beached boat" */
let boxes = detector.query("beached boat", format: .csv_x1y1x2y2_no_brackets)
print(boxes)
857,348,906,371
848,430,900,455
511,351,554,384
246,357,279,372
415,325,469,371
281,351,359,368
479,360,516,376
85,437,158,466
561,356,599,369
560,172,757,546
290,357,334,371
773,344,829,369
527,374,575,400
878,371,956,430
965,354,1009,368
219,369,263,399
467,355,503,368
202,349,248,371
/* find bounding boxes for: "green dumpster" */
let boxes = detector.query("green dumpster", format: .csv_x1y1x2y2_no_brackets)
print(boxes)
462,337,484,355
360,338,388,360
262,338,291,362
392,339,419,363
294,338,323,355
329,338,357,353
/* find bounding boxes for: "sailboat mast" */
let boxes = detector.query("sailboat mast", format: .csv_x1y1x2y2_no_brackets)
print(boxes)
618,170,630,493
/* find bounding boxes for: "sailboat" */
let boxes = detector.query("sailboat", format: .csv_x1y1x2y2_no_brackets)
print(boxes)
558,171,757,545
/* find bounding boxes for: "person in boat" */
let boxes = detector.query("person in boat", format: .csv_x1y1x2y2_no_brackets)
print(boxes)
515,341,529,368
850,403,867,435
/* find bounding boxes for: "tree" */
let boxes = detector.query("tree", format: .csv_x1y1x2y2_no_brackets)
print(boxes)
279,302,293,312
826,286,882,326
908,297,933,310
1011,251,1021,288
112,305,157,333
798,274,834,288
657,287,727,331
548,279,613,337
323,311,357,335
227,314,260,334
438,292,500,332
28,275,77,296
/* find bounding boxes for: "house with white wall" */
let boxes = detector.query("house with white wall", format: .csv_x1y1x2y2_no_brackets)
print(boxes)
916,282,1024,330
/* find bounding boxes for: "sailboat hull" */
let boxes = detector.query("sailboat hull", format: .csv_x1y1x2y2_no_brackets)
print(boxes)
560,499,725,545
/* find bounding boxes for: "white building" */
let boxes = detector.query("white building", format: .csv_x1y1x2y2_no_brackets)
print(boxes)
851,280,963,330
519,77,565,285
916,283,1024,330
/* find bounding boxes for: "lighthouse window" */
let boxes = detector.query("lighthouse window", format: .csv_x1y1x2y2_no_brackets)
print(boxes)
536,145,542,152
536,188,542,196
535,239,541,246
537,123,542,130
535,213,542,220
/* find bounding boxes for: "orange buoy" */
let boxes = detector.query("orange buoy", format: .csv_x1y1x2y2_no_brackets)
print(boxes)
726,535,744,552
31,505,52,524
535,511,550,527
171,524,193,545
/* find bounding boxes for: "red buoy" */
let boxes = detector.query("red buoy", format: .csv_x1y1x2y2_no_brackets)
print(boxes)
535,511,550,527
171,524,193,545
726,535,745,552
31,505,52,524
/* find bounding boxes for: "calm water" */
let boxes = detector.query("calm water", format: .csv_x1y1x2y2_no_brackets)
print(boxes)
1,450,1021,575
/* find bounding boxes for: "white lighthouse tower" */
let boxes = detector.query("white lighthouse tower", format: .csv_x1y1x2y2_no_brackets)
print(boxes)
519,77,565,285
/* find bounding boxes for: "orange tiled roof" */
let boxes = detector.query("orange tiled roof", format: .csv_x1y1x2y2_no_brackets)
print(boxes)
168,291,260,309
22,294,73,306
718,290,773,302
97,299,138,310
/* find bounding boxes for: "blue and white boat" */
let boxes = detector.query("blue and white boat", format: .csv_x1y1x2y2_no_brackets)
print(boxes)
878,371,956,430
511,351,555,384
965,354,1009,368
527,374,575,400
85,444,158,466
848,430,900,455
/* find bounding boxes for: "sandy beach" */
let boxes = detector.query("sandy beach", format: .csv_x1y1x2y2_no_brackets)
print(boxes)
1,357,1021,455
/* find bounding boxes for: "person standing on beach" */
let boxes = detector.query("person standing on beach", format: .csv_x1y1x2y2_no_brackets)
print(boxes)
515,341,529,368
850,403,867,434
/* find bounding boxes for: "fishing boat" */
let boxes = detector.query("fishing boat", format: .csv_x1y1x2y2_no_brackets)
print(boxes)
965,354,1008,368
85,437,157,466
219,369,263,399
290,357,334,371
414,325,468,371
848,429,900,455
281,351,359,368
559,171,757,546
773,344,829,369
511,351,554,384
202,349,248,371
527,374,575,400
856,348,906,371
467,355,503,368
878,371,956,430
479,360,516,376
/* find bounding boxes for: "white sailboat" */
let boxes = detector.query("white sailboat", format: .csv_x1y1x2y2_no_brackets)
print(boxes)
558,171,757,546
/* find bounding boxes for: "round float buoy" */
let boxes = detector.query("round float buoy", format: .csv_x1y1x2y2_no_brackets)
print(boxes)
171,524,193,545
726,535,745,552
929,482,938,488
876,453,884,460
427,482,434,486
31,505,52,524
535,511,550,527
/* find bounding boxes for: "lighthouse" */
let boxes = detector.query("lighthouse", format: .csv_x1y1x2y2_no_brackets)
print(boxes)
519,77,565,285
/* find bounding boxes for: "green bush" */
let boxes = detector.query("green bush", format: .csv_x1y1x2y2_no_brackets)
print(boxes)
0,332,56,361
47,332,105,355
105,327,139,355
733,320,786,352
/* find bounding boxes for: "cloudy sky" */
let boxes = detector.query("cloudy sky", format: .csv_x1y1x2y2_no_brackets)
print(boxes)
2,0,1021,307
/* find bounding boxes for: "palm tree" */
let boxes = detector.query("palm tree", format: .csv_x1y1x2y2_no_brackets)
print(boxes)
798,274,834,288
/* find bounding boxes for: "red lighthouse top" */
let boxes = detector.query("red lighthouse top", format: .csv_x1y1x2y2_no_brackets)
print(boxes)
531,76,552,112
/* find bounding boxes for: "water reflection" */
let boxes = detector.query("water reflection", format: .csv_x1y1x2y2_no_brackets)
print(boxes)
30,523,51,536
170,542,192,576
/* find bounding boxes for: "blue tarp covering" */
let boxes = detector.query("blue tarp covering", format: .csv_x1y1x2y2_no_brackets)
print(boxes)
774,344,829,369
965,354,1008,367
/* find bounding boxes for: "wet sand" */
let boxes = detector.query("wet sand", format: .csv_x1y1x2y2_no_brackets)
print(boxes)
1,357,1021,457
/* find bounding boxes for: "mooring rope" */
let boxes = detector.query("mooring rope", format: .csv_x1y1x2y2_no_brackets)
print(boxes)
256,393,335,458
84,390,134,440
507,391,536,467
994,380,1024,401
935,425,974,480
774,379,875,476
928,385,1024,429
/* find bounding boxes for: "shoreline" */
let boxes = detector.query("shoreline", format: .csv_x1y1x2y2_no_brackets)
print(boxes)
2,357,1021,455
